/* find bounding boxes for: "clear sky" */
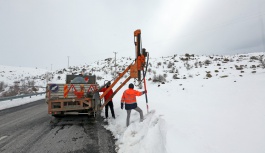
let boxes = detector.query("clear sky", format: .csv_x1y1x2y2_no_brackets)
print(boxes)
0,0,265,70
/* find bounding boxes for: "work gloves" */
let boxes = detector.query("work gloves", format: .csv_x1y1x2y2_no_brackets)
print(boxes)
121,103,124,109
142,90,147,94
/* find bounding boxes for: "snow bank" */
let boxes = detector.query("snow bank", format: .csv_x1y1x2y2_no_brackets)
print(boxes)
0,95,45,110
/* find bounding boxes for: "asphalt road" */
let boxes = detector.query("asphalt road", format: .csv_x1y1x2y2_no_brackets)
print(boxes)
0,99,116,153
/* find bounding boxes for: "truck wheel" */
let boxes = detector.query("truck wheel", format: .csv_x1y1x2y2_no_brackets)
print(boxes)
52,114,62,118
52,112,64,118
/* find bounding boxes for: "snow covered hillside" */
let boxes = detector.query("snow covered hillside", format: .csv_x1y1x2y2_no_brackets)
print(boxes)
1,52,265,153
0,65,48,96
0,65,48,86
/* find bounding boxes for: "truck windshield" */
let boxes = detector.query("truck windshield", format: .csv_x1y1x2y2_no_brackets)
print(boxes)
71,76,86,84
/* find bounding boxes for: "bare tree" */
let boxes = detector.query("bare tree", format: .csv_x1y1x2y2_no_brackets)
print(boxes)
259,55,265,68
0,81,6,91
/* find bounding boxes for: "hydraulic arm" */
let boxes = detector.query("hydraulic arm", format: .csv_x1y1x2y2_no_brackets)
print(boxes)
99,29,149,110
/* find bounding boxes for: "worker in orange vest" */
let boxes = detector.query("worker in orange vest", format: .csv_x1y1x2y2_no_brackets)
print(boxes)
121,83,146,127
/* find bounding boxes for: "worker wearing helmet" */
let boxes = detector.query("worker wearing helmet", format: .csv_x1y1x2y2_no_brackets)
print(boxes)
121,83,146,127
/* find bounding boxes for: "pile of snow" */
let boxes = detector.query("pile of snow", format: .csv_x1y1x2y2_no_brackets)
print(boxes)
1,52,265,153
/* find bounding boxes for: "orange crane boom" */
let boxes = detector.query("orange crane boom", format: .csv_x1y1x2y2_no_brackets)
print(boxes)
99,29,149,110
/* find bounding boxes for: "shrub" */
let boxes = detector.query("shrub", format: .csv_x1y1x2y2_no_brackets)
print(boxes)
32,86,38,92
27,80,35,87
184,61,193,70
153,74,166,82
250,56,259,60
185,53,193,58
97,76,103,80
204,59,212,65
199,62,203,67
235,65,244,70
206,72,212,78
259,55,265,68
250,65,256,68
180,57,189,61
194,61,199,68
169,67,175,73
2,90,17,97
175,68,179,73
147,68,152,73
148,63,152,67
172,74,179,79
223,58,229,62
220,75,229,78
167,62,174,68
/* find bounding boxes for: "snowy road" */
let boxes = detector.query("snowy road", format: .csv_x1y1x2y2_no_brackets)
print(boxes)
0,99,116,153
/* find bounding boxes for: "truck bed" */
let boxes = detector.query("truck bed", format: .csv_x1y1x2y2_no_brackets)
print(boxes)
46,83,101,116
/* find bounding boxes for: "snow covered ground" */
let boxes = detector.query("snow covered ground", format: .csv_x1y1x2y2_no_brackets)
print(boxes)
104,72,265,153
1,52,265,153
0,94,45,110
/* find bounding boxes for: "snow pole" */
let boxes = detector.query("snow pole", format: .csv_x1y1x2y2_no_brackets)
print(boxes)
142,51,149,113
143,73,149,113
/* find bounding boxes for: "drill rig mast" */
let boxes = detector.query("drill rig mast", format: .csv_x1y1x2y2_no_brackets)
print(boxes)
99,29,149,110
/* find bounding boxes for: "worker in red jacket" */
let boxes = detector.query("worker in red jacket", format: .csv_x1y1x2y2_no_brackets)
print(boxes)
100,82,115,119
121,83,146,127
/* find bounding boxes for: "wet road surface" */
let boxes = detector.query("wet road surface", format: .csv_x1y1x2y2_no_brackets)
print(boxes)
0,99,116,153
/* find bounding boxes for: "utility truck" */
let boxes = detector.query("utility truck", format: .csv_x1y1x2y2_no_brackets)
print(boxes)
46,75,101,117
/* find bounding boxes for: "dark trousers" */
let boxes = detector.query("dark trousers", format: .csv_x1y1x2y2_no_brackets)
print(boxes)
105,101,115,118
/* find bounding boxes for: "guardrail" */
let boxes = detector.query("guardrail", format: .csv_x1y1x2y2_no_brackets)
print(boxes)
0,92,46,102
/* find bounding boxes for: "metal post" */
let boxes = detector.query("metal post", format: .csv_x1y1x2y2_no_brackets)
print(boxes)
67,56,70,68
113,52,118,76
